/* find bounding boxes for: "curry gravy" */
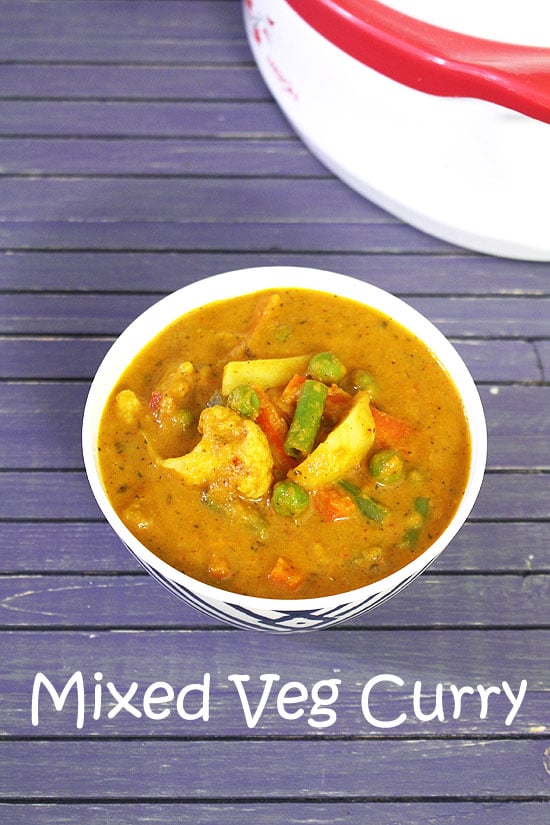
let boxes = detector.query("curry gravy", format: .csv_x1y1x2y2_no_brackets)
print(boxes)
98,289,471,598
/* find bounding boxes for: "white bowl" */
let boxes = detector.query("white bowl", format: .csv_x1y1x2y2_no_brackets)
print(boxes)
243,0,550,259
82,267,487,632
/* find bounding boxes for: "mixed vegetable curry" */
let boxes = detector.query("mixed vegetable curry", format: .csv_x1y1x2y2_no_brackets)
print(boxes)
98,288,471,599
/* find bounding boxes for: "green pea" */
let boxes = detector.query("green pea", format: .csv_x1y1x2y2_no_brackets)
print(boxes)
408,469,423,486
308,352,347,384
275,323,293,342
351,369,378,399
176,408,194,430
226,384,260,419
369,450,404,484
271,480,309,517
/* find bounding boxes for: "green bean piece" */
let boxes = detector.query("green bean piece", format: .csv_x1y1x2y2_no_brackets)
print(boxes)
355,494,388,523
414,496,431,518
238,506,269,539
403,526,421,548
402,497,431,548
339,480,388,523
200,491,224,514
226,384,260,419
201,492,269,539
284,379,328,458
308,352,347,384
350,369,378,399
370,450,404,485
271,480,309,517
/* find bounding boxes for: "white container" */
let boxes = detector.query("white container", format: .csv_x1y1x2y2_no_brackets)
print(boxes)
82,267,487,632
243,0,550,259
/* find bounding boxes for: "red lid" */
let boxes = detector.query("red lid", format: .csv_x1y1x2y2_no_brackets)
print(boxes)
287,0,550,123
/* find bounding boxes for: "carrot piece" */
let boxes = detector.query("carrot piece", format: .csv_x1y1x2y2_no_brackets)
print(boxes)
277,373,306,416
254,387,296,475
207,553,232,581
312,486,357,522
149,390,163,411
371,406,414,448
323,384,353,423
268,556,304,591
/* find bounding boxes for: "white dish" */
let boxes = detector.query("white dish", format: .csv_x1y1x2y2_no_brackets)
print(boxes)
243,0,550,259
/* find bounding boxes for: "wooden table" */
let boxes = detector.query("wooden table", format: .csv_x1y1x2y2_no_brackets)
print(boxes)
1,2,549,822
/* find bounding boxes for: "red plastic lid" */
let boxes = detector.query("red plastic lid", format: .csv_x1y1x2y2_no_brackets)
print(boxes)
286,0,550,123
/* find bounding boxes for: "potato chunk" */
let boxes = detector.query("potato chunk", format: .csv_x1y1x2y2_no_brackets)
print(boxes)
221,354,310,396
288,392,375,490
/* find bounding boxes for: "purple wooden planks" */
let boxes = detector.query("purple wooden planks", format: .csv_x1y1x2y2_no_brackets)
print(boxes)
0,382,89,469
0,64,271,101
0,338,112,379
0,738,547,798
453,340,540,384
0,178,388,222
0,66,268,101
470,473,549,520
2,0,245,40
0,522,140,572
1,251,549,294
1,1,248,64
0,293,158,336
536,340,550,383
409,296,550,339
0,101,290,138
0,220,456,252
0,471,103,520
2,630,548,736
0,802,548,825
1,40,252,66
0,138,324,177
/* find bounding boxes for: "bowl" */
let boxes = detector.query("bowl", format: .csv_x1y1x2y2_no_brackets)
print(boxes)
82,267,487,632
243,0,550,259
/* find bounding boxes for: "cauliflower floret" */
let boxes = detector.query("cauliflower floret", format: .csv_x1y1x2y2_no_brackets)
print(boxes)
162,405,273,499
123,496,152,531
150,361,195,426
114,389,142,426
160,360,194,402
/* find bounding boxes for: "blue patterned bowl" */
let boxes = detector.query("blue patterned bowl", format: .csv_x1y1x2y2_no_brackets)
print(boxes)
82,267,487,632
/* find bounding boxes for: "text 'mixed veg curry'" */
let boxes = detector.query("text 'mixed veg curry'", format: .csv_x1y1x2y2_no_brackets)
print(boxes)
98,288,471,599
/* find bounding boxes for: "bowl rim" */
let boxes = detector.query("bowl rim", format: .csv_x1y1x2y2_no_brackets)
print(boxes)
82,266,487,611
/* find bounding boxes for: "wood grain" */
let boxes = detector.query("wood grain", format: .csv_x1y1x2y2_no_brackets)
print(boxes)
1,738,548,799
0,802,548,825
1,0,548,819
